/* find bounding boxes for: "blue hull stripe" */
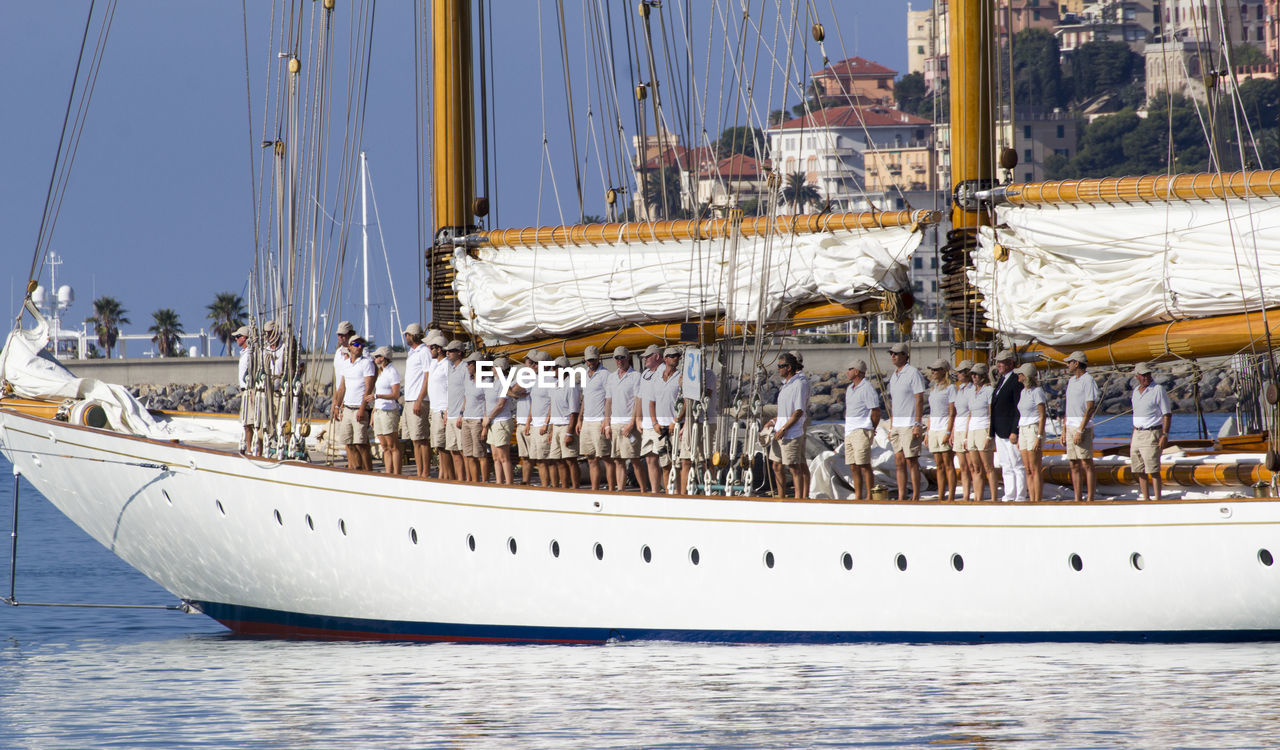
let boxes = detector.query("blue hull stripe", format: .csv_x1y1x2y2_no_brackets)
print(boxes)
194,601,1280,644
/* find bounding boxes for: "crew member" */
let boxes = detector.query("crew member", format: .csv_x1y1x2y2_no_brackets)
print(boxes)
887,343,927,501
402,323,431,477
1130,362,1172,501
990,349,1026,502
579,345,611,491
764,352,811,499
603,346,641,492
1015,363,1047,503
1062,351,1099,501
842,358,882,500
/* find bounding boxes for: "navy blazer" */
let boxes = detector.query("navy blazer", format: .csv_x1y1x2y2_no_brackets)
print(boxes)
990,371,1023,441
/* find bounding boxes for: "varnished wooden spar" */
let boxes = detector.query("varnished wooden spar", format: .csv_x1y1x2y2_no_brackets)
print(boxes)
1043,459,1272,489
480,209,940,248
1003,168,1280,207
485,298,890,360
1025,308,1280,368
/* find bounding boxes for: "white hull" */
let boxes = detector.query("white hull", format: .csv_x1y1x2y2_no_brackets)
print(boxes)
4,406,1280,642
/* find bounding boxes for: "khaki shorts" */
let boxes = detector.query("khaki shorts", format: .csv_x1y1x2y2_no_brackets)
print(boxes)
549,424,579,459
844,428,873,466
444,417,463,452
579,420,609,458
516,426,530,458
335,406,371,445
373,408,401,437
402,407,429,442
641,427,673,466
610,424,640,459
1131,428,1162,474
429,410,447,449
1018,423,1042,451
1065,425,1094,460
889,426,923,459
769,435,806,466
240,390,261,427
927,429,953,454
951,427,968,453
679,422,715,461
487,419,514,448
966,429,991,453
528,425,552,460
461,419,485,458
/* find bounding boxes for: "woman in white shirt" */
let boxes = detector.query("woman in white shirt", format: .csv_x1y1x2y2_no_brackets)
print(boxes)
372,346,403,475
966,363,997,502
926,359,957,502
1015,363,1047,502
951,360,973,502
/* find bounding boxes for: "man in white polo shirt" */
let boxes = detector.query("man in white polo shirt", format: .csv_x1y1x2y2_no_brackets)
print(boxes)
401,323,431,477
765,352,811,499
548,355,582,488
1062,350,1099,501
1130,362,1172,501
424,331,451,479
578,345,610,490
843,358,882,500
603,346,641,492
886,342,927,501
634,344,663,493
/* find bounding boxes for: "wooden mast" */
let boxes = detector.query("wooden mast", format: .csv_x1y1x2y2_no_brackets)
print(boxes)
429,0,476,335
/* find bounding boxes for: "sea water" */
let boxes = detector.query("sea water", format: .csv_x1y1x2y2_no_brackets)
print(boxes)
4,419,1280,748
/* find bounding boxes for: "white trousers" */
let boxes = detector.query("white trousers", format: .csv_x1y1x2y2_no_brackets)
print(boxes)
995,435,1027,502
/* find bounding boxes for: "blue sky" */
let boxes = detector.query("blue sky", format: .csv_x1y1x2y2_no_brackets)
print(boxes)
2,1,913,353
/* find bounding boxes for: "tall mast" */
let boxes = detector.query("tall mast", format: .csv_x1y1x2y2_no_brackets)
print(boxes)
429,0,476,335
361,151,370,339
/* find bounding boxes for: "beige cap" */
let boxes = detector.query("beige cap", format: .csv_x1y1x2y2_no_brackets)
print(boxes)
426,332,448,348
336,320,356,335
232,325,252,339
888,342,909,355
493,355,512,370
846,358,867,373
583,345,601,360
663,347,681,357
612,345,631,358
995,349,1017,362
971,362,989,376
373,346,394,360
553,355,570,367
1016,363,1038,380
1134,362,1153,375
956,360,973,372
464,351,483,363
403,322,425,337
263,320,278,333
1065,350,1088,365
444,339,464,352
348,335,367,348
643,344,662,357
928,358,950,371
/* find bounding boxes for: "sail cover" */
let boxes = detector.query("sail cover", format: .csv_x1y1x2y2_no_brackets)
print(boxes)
454,226,919,342
971,196,1280,345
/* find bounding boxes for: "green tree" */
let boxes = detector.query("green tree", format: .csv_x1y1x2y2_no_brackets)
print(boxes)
716,126,764,159
1231,43,1269,68
206,291,246,355
768,109,788,126
1011,29,1067,110
781,171,821,214
1070,41,1141,102
149,308,184,358
641,166,683,219
85,296,129,359
894,72,927,114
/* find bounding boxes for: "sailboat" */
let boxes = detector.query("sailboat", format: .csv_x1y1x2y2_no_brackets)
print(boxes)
4,0,1280,642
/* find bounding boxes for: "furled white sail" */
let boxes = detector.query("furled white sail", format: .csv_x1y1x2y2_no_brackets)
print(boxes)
971,196,1280,345
454,226,919,342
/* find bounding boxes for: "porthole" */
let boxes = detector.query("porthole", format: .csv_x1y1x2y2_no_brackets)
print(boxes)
689,547,700,566
339,519,347,536
895,553,908,571
274,509,283,526
1069,553,1083,572
841,552,853,571
409,528,418,545
215,500,225,516
467,534,476,551
162,490,172,506
550,540,560,558
764,551,775,569
641,545,652,563
594,542,604,560
1130,552,1145,571
508,537,518,555
951,553,964,572
1260,549,1274,567
305,514,314,531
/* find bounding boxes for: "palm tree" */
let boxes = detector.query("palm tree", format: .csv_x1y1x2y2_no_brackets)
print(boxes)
85,296,129,359
782,172,821,214
206,292,246,354
149,308,184,357
641,165,683,220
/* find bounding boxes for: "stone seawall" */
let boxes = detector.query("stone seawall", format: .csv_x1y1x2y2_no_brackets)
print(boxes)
134,361,1241,420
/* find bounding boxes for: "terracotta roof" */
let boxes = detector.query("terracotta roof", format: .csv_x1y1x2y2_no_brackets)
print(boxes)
770,105,931,131
641,145,715,170
698,153,764,180
814,56,897,80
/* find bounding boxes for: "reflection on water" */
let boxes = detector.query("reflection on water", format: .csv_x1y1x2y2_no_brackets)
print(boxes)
4,450,1280,748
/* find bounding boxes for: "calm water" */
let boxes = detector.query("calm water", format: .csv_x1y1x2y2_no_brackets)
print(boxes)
5,423,1280,748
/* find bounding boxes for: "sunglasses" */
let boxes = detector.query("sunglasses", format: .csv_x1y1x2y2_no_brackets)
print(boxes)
614,355,627,360
350,342,365,347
